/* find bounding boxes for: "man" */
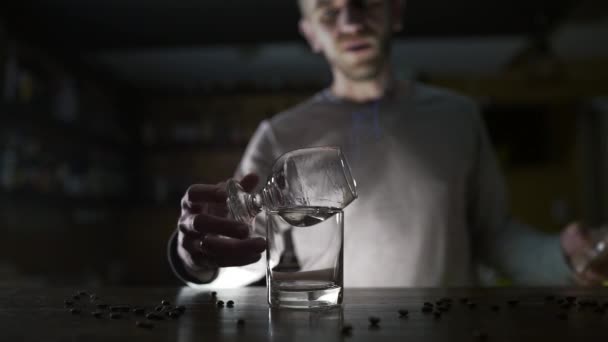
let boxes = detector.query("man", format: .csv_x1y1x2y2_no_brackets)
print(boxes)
169,0,606,288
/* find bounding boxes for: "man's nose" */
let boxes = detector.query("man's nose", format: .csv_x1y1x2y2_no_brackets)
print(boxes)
337,3,365,34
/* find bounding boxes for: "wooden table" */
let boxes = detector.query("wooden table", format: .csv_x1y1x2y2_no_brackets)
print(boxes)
3,287,608,341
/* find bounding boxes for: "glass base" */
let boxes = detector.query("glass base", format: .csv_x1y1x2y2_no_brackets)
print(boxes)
269,281,342,309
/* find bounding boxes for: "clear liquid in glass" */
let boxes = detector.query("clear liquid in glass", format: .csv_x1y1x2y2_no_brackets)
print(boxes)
267,207,343,309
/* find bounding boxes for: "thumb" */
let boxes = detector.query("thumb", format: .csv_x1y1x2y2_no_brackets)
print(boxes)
239,173,259,193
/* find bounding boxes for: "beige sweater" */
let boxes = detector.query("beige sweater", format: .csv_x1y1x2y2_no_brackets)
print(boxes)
169,81,572,288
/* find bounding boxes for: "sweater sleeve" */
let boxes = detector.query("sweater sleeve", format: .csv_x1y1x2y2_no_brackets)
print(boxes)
468,111,574,285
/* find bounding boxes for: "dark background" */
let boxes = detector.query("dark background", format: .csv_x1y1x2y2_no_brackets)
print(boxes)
0,0,607,287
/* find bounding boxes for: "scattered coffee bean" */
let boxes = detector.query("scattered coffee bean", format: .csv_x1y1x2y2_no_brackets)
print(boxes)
136,321,154,329
227,300,235,308
110,306,130,312
341,324,353,335
237,318,246,327
155,305,164,312
72,295,80,301
167,311,180,319
211,291,217,297
145,313,164,320
556,312,568,320
78,291,88,296
217,300,225,308
460,297,470,304
161,300,171,306
473,330,488,341
491,305,500,312
398,309,409,317
92,311,104,319
96,303,108,309
89,295,97,301
423,302,434,307
70,308,81,315
110,313,122,320
133,307,145,315
64,299,74,307
368,316,380,327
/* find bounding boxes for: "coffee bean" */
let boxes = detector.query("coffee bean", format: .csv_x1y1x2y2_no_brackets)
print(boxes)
72,295,80,301
341,324,353,335
217,300,225,308
460,297,470,304
398,309,409,317
96,303,108,309
133,307,145,315
145,313,164,320
211,291,217,297
368,316,380,326
161,300,171,306
110,306,130,312
227,300,235,308
136,321,154,329
423,302,433,307
110,313,122,319
491,305,500,312
70,308,81,315
167,311,180,319
237,318,246,327
92,311,104,319
155,305,164,312
507,300,519,307
64,299,74,307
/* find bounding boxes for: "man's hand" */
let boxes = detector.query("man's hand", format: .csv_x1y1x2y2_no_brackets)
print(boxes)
176,173,266,281
561,222,608,286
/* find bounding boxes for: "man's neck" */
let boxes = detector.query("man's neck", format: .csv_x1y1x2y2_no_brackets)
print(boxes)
330,63,394,103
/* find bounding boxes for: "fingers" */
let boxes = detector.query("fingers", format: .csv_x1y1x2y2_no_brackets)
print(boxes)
203,235,266,263
179,213,249,239
183,184,227,206
179,233,266,269
239,173,259,193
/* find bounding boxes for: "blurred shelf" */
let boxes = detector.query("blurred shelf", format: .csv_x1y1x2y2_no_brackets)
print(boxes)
142,142,247,154
0,191,129,209
0,101,129,150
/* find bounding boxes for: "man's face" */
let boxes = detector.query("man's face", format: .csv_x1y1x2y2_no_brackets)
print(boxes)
300,0,401,81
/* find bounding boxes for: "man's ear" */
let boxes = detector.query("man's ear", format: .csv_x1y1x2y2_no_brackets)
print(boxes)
391,0,405,32
299,19,322,53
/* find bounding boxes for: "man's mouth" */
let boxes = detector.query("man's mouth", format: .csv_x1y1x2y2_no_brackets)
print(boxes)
344,42,372,52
